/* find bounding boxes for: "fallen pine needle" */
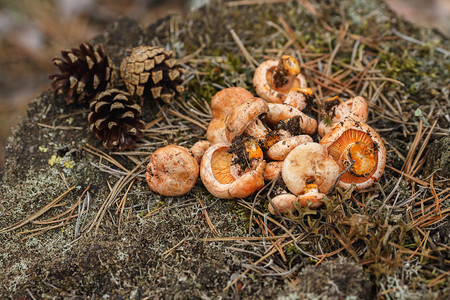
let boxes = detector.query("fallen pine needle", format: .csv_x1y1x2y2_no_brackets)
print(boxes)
0,185,76,234
195,195,219,236
163,236,191,259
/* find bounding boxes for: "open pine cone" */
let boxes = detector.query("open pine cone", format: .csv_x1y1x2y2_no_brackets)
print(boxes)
49,42,118,105
88,89,145,150
120,46,185,104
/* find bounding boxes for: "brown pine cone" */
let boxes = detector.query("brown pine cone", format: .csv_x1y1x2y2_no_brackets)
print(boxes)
49,42,118,105
88,89,146,150
120,46,185,104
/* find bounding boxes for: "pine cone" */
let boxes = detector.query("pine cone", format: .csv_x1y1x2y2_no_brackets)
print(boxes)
49,42,118,105
88,89,146,150
120,46,185,104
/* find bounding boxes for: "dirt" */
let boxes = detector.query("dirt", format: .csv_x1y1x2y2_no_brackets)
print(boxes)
0,0,449,299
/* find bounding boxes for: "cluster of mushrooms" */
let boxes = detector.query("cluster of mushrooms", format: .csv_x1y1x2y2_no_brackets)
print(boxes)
146,55,386,215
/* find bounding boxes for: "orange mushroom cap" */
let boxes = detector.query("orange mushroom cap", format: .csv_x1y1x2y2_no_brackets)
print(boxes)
146,145,199,196
210,87,254,119
253,55,307,103
268,183,325,215
320,119,386,190
297,184,325,209
224,97,268,143
207,87,255,145
200,143,265,199
318,96,369,137
266,134,313,161
265,103,317,135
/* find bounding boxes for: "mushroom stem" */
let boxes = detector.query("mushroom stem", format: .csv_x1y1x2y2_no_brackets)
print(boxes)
190,140,211,164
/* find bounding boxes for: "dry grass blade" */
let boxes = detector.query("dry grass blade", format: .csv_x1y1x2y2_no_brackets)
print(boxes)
195,195,219,236
386,165,429,187
0,185,76,234
227,0,290,6
223,232,307,291
200,234,293,242
82,143,129,173
229,27,258,68
163,236,191,259
87,159,147,234
117,178,136,235
167,108,207,130
37,123,83,130
402,119,423,174
409,120,437,174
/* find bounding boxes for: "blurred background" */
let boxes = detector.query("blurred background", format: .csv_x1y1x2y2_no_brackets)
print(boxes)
0,0,210,167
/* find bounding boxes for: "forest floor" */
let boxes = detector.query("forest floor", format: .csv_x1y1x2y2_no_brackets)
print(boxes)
0,0,449,299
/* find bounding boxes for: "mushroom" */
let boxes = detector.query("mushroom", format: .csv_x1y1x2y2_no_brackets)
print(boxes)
190,140,211,164
263,161,283,181
268,184,324,214
268,142,340,214
318,96,369,137
146,145,199,196
320,119,386,191
283,87,313,111
200,143,266,199
266,135,313,161
264,103,317,135
206,87,254,144
253,55,307,103
224,97,269,142
282,142,340,196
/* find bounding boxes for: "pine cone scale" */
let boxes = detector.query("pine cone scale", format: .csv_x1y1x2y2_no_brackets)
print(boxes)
120,45,185,104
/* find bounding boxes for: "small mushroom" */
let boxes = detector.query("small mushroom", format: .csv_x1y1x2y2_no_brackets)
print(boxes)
265,103,317,135
320,119,386,190
253,55,307,103
224,97,269,142
263,161,283,181
283,87,313,111
190,140,211,164
318,96,369,137
206,87,254,144
268,184,324,214
200,143,266,199
266,135,313,161
268,193,297,214
146,145,199,196
297,184,325,208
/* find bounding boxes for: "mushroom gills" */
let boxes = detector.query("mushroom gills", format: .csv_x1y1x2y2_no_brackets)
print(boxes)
211,148,235,184
327,129,378,184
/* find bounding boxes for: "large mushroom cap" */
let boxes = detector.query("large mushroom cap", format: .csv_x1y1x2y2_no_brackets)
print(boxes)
282,142,340,196
207,87,255,145
210,87,254,119
265,103,317,135
320,119,386,190
146,145,199,196
225,97,268,142
266,135,313,161
200,143,265,199
318,96,369,137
